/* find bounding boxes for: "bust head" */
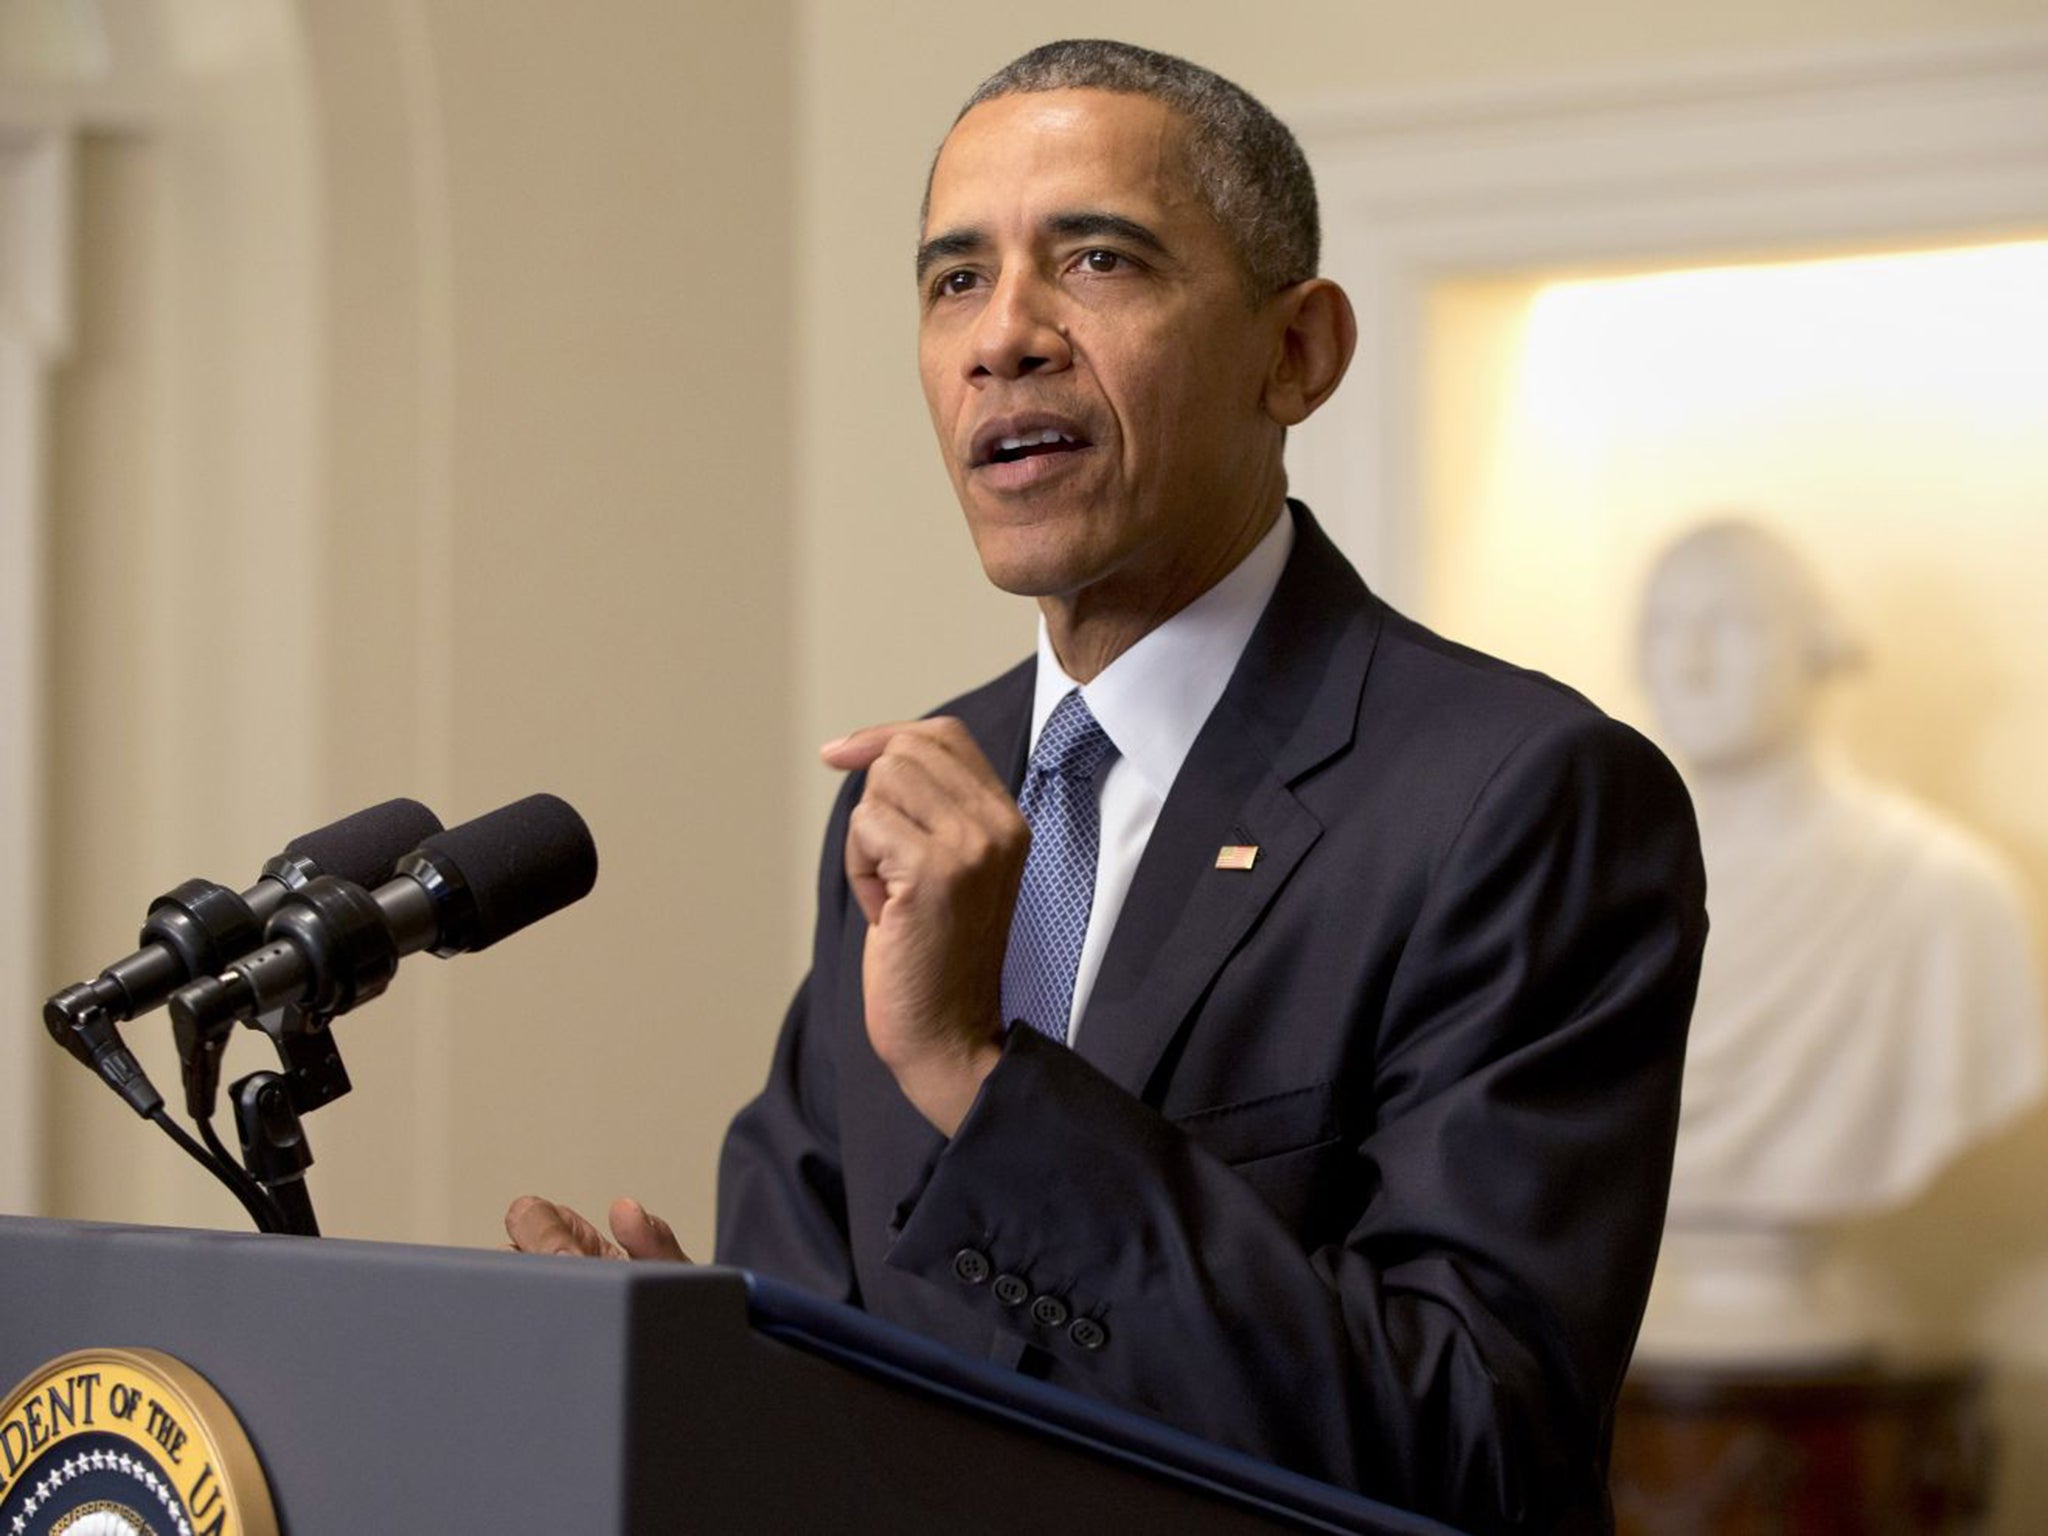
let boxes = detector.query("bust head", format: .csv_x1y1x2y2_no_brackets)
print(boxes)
1637,518,1861,772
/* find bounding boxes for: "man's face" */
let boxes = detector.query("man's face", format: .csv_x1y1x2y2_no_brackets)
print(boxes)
917,89,1288,609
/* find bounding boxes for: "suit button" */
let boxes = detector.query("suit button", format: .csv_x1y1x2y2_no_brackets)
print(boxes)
952,1248,991,1285
1030,1294,1070,1329
1068,1317,1108,1352
992,1273,1029,1306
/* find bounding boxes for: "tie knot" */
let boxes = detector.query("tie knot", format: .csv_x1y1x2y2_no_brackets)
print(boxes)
1031,691,1118,783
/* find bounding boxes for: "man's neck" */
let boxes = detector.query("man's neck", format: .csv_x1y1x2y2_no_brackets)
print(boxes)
1038,500,1286,683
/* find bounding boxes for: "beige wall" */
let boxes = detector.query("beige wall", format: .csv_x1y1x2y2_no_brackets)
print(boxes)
43,5,327,1228
299,0,800,1254
40,0,796,1261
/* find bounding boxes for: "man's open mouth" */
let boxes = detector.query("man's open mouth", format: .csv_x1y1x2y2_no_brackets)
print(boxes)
971,417,1093,469
989,428,1080,464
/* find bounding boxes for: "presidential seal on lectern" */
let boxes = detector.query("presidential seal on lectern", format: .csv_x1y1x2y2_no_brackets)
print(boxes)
0,1350,275,1536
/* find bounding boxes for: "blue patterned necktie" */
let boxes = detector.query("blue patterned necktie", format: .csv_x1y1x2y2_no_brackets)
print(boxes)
1001,690,1120,1043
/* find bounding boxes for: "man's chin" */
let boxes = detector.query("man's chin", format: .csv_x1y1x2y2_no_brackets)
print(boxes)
963,519,1099,601
974,555,1077,601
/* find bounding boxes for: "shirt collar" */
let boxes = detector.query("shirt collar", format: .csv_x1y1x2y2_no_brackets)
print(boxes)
1029,506,1295,799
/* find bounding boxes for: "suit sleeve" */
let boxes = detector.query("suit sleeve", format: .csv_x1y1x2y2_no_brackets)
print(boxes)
883,712,1707,1533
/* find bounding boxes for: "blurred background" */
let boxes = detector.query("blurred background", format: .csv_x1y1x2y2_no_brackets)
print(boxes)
2,0,2044,1526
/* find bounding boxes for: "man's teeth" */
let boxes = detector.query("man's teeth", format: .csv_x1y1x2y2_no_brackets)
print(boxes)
998,429,1074,452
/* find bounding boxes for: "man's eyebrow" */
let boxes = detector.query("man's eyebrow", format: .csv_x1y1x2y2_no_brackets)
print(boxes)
915,229,985,282
1045,211,1169,256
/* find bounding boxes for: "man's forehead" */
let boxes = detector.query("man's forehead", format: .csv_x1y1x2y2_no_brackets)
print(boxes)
924,88,1197,230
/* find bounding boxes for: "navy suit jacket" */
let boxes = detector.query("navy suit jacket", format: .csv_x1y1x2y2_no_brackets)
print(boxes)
718,505,1707,1533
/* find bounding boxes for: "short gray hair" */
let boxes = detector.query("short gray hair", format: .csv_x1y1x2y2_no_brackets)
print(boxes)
936,39,1320,301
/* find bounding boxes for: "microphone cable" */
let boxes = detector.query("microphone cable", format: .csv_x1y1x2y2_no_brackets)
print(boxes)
148,1103,286,1233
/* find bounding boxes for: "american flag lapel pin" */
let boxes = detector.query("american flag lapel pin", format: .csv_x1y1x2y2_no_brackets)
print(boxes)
1215,844,1259,871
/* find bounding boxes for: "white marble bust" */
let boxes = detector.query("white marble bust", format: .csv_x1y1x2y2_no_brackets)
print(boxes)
1633,518,2045,1361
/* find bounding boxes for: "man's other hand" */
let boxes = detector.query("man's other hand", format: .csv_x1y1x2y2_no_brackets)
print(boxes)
503,1195,690,1261
820,717,1020,1136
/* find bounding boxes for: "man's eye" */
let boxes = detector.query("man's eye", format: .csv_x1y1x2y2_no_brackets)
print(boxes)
934,270,980,298
1077,249,1124,274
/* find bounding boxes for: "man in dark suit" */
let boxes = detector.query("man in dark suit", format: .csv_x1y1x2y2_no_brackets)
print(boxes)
509,40,1706,1535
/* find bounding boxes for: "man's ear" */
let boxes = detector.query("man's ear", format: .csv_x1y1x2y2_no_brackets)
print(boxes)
1261,279,1358,428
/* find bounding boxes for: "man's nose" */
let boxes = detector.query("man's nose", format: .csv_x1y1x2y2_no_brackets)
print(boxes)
969,270,1071,381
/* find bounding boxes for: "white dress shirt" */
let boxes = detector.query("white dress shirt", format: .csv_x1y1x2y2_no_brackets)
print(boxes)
1024,508,1294,1043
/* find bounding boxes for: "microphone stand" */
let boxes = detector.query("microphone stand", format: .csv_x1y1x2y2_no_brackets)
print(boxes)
170,992,351,1237
230,1069,320,1236
226,1001,353,1236
168,875,396,1236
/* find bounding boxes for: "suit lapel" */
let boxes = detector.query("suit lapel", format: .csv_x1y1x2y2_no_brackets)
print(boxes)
1074,506,1385,1099
1074,709,1322,1094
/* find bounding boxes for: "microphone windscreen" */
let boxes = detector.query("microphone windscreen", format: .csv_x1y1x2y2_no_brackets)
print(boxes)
418,793,597,950
285,798,446,887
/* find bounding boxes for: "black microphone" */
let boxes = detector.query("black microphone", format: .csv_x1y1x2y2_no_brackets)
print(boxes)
168,795,597,1102
44,798,444,1116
